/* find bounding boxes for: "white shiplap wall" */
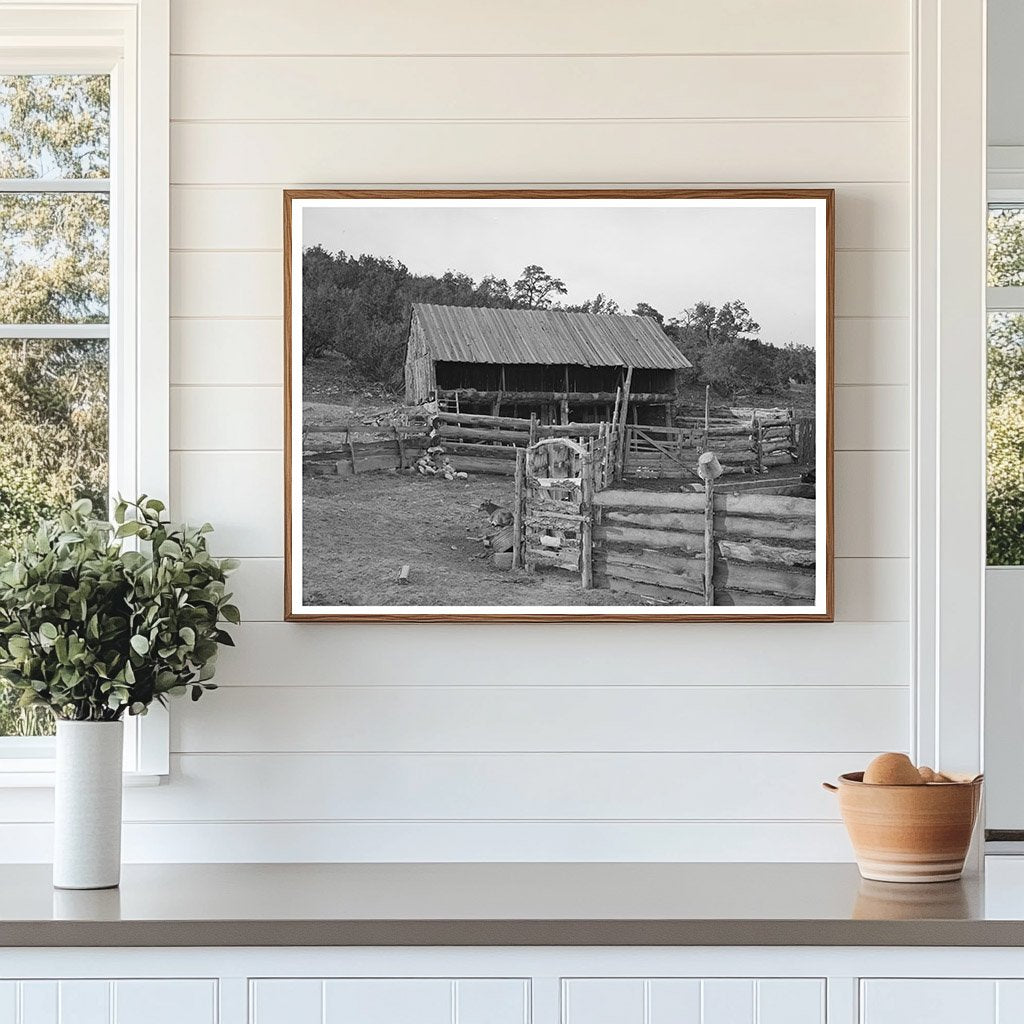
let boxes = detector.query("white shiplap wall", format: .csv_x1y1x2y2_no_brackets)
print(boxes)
1,0,915,862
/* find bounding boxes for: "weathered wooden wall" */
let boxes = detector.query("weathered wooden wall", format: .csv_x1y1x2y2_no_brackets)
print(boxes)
404,316,436,405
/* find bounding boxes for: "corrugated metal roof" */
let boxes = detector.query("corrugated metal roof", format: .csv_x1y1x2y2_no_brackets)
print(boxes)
411,303,691,370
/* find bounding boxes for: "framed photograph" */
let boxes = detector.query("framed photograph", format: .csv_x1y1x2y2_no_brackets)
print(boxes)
284,189,833,622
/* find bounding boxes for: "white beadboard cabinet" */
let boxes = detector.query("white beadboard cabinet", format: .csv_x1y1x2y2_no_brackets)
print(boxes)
250,979,529,1024
561,978,825,1024
0,979,218,1024
4,949,1024,1024
860,980,1024,1023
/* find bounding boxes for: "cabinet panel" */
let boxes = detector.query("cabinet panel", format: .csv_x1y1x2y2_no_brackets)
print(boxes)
0,984,15,1024
251,979,528,1024
323,980,451,1024
563,980,645,1024
455,980,529,1024
998,980,1024,1022
251,980,322,1024
58,982,110,1024
0,981,216,1024
18,983,56,1024
563,978,824,1024
113,981,217,1024
702,980,754,1024
648,980,702,1023
861,981,997,1023
757,980,825,1024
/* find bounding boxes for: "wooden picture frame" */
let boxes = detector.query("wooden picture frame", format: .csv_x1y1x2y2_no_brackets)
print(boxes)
284,189,834,622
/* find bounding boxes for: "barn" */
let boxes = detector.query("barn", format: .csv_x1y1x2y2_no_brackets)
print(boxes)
405,303,692,426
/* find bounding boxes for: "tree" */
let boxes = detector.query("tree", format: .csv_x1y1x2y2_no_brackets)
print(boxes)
700,338,775,393
565,293,620,316
678,300,759,345
512,265,567,309
301,245,341,364
632,302,664,325
0,339,108,516
474,275,512,308
988,313,1024,407
988,395,1024,565
678,301,718,342
0,76,109,326
0,75,111,736
989,208,1024,287
0,76,109,521
712,300,760,342
986,209,1024,563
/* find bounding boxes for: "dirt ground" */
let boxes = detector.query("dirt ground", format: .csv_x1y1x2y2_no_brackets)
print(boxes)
302,470,635,608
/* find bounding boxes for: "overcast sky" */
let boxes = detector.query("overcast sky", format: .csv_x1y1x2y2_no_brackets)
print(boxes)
303,202,818,348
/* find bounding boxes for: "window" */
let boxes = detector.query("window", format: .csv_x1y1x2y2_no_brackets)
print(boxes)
0,2,169,778
0,74,111,738
987,206,1024,565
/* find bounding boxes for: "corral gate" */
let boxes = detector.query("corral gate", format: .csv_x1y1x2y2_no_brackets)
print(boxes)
513,439,816,606
512,438,593,589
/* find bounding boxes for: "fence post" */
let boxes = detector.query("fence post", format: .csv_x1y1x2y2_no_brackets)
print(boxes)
393,425,405,470
347,429,358,475
754,414,764,475
581,452,594,589
614,366,633,483
703,473,715,606
703,383,711,450
512,449,525,570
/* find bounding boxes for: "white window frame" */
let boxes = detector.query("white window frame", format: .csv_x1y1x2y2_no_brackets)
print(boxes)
0,0,169,784
914,0,986,806
983,177,1024,841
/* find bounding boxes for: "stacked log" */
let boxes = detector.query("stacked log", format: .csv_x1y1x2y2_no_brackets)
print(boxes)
591,488,816,606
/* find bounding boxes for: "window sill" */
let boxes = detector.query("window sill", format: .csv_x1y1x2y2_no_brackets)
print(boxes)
0,766,165,788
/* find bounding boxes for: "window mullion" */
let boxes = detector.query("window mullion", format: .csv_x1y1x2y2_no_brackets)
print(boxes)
0,178,110,193
987,286,1024,312
0,324,111,339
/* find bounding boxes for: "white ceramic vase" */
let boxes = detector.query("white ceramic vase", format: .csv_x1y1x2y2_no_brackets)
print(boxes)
53,720,124,890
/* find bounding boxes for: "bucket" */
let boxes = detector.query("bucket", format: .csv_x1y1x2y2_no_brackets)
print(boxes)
823,772,982,883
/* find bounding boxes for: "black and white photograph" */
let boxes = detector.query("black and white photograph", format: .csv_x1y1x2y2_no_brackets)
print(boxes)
285,190,833,621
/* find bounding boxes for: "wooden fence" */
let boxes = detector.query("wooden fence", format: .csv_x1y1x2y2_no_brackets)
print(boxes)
302,423,430,476
591,486,816,606
624,407,810,480
511,433,816,605
303,411,619,480
432,411,612,478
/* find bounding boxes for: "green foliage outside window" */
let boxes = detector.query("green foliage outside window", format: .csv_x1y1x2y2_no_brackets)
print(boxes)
987,208,1024,565
0,75,110,735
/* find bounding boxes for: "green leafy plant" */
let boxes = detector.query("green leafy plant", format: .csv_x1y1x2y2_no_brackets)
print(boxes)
0,496,239,722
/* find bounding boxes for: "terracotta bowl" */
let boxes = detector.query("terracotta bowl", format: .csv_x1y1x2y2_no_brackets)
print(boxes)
823,772,983,883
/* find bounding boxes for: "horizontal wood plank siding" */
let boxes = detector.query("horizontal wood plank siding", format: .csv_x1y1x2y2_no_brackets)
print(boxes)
171,55,909,121
0,0,916,865
169,0,909,56
170,121,909,185
169,685,909,754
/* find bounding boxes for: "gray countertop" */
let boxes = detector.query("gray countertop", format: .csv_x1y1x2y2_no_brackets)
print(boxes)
3,861,1024,947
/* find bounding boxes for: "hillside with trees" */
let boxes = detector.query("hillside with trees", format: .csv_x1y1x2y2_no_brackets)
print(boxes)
301,245,816,400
